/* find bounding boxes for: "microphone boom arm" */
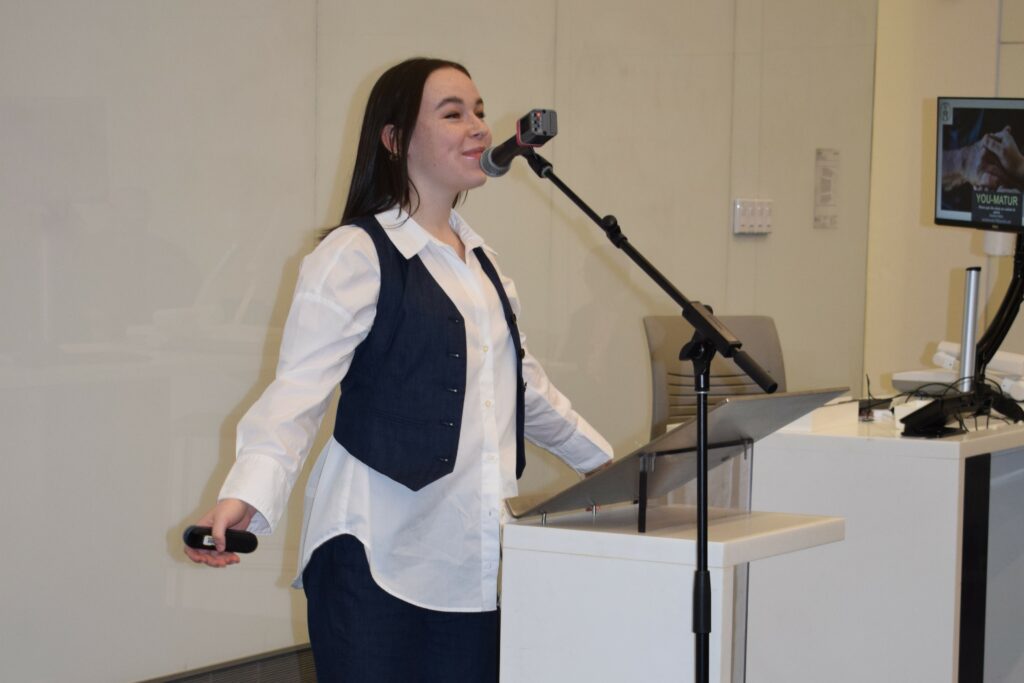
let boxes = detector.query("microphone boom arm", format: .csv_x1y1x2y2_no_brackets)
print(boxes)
522,150,778,392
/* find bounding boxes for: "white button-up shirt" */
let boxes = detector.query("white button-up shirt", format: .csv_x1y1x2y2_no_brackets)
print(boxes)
219,207,612,611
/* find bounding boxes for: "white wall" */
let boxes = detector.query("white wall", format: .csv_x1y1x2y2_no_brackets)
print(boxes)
0,2,876,680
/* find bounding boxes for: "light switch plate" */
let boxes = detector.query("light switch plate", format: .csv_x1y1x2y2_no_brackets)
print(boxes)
732,198,772,234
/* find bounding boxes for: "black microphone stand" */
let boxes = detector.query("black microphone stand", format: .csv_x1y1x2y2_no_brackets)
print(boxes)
521,150,778,683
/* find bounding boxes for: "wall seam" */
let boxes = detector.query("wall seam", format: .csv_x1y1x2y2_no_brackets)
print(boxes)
548,0,561,358
755,0,765,313
724,0,737,309
313,0,320,231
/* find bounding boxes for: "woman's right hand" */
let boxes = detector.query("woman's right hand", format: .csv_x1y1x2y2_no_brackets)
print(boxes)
183,498,257,568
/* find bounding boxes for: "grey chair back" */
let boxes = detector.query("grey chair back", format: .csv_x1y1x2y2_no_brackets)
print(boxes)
643,315,787,440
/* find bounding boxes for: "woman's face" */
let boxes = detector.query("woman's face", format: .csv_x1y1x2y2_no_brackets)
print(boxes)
402,67,492,204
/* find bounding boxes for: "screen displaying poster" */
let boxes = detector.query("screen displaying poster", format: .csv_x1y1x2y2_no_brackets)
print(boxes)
936,97,1024,232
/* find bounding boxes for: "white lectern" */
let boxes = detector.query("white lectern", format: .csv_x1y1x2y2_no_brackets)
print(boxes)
500,505,843,683
500,389,848,683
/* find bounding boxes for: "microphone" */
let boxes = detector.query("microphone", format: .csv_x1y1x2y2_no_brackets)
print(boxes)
480,109,558,177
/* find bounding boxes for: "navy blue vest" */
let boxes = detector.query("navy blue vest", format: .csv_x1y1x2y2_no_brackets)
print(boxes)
333,216,526,491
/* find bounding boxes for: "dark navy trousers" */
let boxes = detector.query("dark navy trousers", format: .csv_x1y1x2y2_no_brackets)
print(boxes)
302,534,500,682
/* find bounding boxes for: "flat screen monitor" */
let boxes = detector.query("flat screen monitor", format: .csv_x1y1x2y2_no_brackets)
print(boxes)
936,97,1024,232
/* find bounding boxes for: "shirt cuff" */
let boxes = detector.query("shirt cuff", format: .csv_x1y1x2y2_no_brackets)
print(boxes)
217,454,292,535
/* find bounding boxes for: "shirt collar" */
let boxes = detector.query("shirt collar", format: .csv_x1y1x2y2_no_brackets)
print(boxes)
375,206,493,259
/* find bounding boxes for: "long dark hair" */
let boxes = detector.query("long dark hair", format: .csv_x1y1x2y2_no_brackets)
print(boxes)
322,58,471,239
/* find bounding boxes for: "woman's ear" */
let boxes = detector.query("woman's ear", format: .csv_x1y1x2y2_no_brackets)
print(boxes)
381,124,399,155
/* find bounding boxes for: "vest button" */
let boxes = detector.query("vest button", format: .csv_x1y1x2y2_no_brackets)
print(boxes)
448,352,462,359
440,419,456,428
447,387,460,394
449,316,463,324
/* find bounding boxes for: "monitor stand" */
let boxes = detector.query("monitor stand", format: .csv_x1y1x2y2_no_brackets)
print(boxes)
902,231,1024,437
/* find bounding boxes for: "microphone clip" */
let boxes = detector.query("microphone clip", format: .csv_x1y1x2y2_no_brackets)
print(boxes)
515,109,558,148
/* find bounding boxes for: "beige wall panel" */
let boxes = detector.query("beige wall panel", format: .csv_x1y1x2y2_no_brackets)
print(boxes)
725,45,764,314
761,0,878,50
0,2,317,681
754,40,875,393
726,0,876,395
1002,0,1024,42
734,0,766,53
864,0,998,392
547,0,738,459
